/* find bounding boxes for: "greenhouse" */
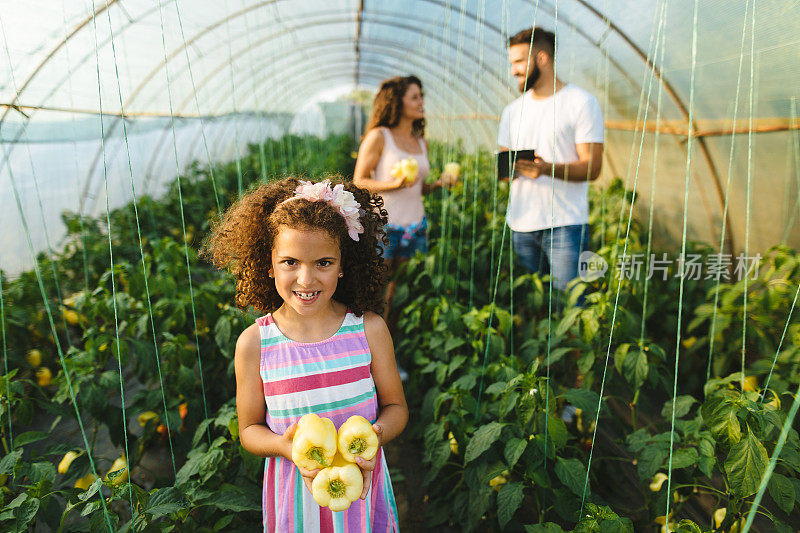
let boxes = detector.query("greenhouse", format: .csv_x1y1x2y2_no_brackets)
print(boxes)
1,0,799,531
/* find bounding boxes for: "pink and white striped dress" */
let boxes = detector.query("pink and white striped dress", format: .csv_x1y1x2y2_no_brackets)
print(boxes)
257,311,399,532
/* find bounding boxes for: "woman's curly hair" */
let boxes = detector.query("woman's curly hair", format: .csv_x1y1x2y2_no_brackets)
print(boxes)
363,75,425,138
202,177,388,316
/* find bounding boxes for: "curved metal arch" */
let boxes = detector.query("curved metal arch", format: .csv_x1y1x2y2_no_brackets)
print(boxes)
89,29,506,197
6,0,731,250
146,38,501,174
131,56,494,203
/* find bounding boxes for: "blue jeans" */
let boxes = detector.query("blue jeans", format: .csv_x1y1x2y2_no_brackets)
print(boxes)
512,224,589,292
381,218,428,260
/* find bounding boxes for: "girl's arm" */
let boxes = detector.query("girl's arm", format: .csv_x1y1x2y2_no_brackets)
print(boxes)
353,129,407,193
363,311,408,445
235,324,294,459
235,324,321,492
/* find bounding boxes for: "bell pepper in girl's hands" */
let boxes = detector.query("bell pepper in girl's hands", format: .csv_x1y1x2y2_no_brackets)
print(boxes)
337,415,379,462
291,413,337,470
312,452,364,511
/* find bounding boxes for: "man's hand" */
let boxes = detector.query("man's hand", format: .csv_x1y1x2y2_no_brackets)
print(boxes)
514,157,547,180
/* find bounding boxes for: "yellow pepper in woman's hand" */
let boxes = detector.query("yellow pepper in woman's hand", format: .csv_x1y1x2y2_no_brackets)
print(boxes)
311,453,364,511
337,415,379,462
291,413,337,470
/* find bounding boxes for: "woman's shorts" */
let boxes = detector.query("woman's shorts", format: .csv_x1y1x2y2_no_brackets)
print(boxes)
381,218,428,260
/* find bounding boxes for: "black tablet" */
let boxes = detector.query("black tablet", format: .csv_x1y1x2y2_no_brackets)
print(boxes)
497,150,536,178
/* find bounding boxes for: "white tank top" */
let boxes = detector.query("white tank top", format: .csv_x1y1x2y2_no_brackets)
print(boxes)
372,127,429,227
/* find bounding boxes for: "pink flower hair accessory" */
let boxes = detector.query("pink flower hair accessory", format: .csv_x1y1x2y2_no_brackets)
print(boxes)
281,179,365,241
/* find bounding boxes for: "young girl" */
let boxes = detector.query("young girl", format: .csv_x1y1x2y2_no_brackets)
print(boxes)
205,177,407,532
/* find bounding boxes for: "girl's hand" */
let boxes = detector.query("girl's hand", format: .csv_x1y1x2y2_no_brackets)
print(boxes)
283,422,322,493
355,423,383,499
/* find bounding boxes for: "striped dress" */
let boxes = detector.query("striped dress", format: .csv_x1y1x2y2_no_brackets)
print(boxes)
257,311,399,532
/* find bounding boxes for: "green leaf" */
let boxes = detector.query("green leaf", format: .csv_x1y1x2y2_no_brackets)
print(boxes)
525,524,565,533
662,395,697,419
0,450,22,475
198,484,259,512
497,482,524,529
670,447,699,470
544,347,572,366
556,307,582,336
547,416,568,450
504,438,527,469
638,445,669,479
561,388,600,419
15,496,39,530
464,422,505,464
701,396,741,443
146,486,188,519
725,430,768,497
13,431,50,448
444,337,466,352
768,473,796,514
555,457,587,496
214,316,232,349
621,348,648,389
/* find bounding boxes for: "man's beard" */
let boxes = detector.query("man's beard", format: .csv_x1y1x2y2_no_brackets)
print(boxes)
519,64,540,93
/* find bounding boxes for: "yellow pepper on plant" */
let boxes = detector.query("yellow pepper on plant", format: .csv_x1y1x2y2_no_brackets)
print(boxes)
58,451,79,474
291,413,337,470
74,473,97,490
26,349,42,367
105,455,128,485
36,367,52,387
337,415,379,462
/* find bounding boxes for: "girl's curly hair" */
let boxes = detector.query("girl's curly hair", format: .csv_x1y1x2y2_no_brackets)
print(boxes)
202,177,388,316
363,75,425,138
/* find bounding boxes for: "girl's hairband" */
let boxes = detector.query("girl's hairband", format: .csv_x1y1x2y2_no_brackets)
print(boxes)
280,179,365,241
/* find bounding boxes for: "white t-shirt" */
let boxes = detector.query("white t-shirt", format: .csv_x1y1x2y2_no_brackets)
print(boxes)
497,83,604,232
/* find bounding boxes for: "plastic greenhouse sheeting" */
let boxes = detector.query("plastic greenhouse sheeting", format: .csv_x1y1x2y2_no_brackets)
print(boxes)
1,0,799,276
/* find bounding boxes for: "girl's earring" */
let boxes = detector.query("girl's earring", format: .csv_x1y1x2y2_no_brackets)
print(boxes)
338,272,343,278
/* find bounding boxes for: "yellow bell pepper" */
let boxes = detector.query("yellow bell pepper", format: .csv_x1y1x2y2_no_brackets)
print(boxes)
36,367,52,387
649,472,668,492
291,413,337,470
444,162,461,178
58,451,79,474
106,455,128,485
26,349,42,367
74,473,97,490
311,453,363,511
489,470,510,491
137,411,159,427
448,431,458,455
401,158,419,183
742,375,758,392
337,415,379,462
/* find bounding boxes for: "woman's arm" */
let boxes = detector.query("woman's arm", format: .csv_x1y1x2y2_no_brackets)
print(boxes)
422,138,457,194
235,324,294,459
363,312,408,445
353,129,406,193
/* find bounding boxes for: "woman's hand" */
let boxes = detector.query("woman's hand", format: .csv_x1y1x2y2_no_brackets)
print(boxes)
283,423,321,493
355,423,383,499
440,171,459,188
392,176,410,189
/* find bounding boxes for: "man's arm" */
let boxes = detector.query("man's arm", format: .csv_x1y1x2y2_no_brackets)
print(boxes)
514,142,603,182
